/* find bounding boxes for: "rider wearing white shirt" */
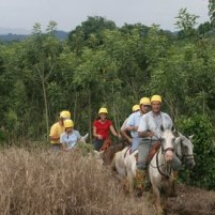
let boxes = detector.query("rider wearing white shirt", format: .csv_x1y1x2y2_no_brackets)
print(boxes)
136,95,181,191
138,111,173,140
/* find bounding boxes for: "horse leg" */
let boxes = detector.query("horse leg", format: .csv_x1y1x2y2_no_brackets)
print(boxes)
127,171,134,195
152,185,164,215
160,191,168,214
169,171,178,197
122,177,130,194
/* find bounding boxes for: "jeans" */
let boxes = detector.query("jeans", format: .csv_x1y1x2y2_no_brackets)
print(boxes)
137,139,152,170
93,139,104,151
137,139,181,171
131,137,142,152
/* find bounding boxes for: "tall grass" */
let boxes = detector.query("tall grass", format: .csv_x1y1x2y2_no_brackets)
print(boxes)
0,147,152,215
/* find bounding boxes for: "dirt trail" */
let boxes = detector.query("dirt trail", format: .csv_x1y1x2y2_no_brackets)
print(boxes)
167,184,215,215
128,183,215,215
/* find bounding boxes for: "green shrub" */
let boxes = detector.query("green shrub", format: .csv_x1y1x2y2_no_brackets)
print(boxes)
176,114,215,189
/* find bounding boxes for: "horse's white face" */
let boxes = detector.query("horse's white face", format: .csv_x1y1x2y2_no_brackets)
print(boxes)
176,134,195,169
160,129,175,163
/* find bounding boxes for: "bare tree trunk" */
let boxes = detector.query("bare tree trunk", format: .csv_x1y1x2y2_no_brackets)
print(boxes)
41,78,49,142
88,90,92,143
73,92,78,123
37,64,49,142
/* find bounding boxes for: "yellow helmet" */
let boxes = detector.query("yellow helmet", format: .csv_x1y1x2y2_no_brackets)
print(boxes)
98,107,108,114
151,95,162,103
139,97,151,106
60,110,71,119
132,104,140,112
64,119,74,128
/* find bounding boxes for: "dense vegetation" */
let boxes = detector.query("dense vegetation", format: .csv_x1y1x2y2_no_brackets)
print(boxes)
0,4,215,189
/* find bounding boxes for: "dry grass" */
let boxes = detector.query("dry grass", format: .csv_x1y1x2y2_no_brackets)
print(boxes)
0,147,153,215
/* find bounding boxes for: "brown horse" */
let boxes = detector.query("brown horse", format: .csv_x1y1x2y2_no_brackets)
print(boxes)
99,138,130,166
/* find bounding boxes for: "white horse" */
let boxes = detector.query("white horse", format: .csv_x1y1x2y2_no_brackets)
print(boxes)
111,127,176,197
147,127,176,214
175,133,195,169
111,130,195,214
169,133,195,198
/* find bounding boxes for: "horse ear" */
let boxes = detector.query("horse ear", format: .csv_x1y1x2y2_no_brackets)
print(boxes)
189,135,194,140
80,133,89,143
171,126,178,135
82,133,89,141
178,132,183,137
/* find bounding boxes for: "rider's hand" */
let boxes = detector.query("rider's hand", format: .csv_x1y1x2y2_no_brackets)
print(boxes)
128,138,132,144
97,134,103,140
147,131,154,138
134,126,138,131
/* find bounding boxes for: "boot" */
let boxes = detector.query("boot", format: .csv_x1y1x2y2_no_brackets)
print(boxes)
169,171,178,197
135,169,146,197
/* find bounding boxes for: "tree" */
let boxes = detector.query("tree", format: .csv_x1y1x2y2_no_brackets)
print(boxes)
68,16,117,48
19,22,63,140
198,22,212,35
175,8,199,37
209,0,215,27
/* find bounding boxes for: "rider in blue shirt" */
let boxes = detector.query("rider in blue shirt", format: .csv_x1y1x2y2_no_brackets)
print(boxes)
126,97,151,152
60,119,81,151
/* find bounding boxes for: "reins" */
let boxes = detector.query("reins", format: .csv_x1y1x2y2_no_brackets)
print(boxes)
150,145,173,179
157,148,172,179
179,140,195,161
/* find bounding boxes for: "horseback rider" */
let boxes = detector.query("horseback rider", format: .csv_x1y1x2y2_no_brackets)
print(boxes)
49,110,71,151
126,97,151,152
93,107,120,151
137,95,181,190
120,104,140,144
60,119,81,151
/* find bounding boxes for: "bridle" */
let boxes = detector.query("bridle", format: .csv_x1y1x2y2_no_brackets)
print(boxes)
151,139,174,179
179,139,195,164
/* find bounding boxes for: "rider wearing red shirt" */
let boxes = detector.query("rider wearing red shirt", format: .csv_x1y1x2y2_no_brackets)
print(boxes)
93,107,120,151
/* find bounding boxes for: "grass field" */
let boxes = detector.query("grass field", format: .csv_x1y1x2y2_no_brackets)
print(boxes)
0,146,152,215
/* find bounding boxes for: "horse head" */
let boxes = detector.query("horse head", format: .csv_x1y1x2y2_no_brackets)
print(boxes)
160,125,176,163
175,133,195,169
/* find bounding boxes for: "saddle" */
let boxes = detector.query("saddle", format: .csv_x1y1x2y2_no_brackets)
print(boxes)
128,141,161,162
123,141,161,163
146,141,161,163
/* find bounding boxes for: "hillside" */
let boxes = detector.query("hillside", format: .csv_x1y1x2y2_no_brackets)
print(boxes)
0,30,68,42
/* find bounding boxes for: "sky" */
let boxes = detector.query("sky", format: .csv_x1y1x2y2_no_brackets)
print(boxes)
0,0,210,33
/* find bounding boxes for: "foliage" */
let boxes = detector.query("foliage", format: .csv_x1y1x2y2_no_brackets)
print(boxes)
209,0,215,27
1,12,215,189
175,8,199,38
176,114,215,189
